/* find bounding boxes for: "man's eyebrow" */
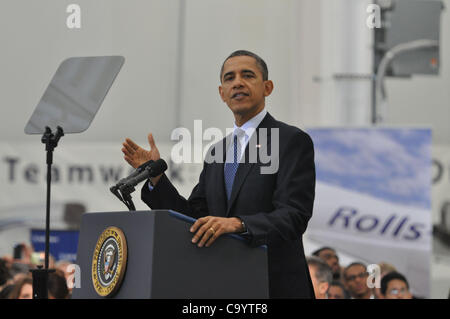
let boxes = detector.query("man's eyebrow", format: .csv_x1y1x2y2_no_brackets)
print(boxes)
223,69,257,79
223,71,235,79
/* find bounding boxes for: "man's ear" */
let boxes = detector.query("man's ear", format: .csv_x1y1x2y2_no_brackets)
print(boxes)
218,85,225,102
319,282,329,296
264,80,274,97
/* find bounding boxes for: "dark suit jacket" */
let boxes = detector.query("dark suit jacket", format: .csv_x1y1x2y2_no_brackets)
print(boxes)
141,112,316,298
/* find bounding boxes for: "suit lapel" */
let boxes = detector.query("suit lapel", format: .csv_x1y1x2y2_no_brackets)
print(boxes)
211,138,227,217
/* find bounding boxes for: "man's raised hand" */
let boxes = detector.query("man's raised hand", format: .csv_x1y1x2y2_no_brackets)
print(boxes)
122,133,160,168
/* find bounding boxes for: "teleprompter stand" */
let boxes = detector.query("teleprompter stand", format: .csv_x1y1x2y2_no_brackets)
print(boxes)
29,126,64,298
24,56,125,298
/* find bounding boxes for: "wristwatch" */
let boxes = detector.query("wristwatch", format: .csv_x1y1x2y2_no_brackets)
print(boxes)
240,219,247,234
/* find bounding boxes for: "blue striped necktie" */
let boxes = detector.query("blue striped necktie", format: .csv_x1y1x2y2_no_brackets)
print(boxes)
224,130,243,200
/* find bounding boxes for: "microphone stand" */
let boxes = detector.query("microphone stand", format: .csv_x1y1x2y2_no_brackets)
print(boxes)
110,184,136,211
30,126,63,299
121,188,136,211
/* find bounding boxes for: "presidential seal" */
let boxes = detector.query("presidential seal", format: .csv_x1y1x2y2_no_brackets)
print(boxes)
92,226,127,297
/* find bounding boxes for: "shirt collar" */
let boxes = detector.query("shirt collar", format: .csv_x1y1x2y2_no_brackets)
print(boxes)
233,108,267,138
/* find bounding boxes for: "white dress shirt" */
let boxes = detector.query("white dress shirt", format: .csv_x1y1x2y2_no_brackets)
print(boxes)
225,108,267,163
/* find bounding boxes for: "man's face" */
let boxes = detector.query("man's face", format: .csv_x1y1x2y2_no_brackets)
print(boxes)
344,265,369,297
317,249,340,275
328,285,346,299
19,283,33,299
308,265,329,299
219,56,273,120
384,279,412,299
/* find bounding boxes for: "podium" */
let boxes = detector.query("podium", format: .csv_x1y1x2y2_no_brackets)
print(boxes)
71,210,268,299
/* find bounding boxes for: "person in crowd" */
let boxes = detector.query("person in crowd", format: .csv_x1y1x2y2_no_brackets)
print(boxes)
0,258,13,299
56,260,75,294
2,244,53,281
378,262,396,276
307,256,333,299
0,284,15,299
48,270,70,299
56,260,71,277
8,275,33,299
328,280,350,299
380,271,413,299
10,264,31,282
1,254,31,289
374,261,397,299
5,269,70,299
0,258,11,287
343,262,375,299
312,246,343,281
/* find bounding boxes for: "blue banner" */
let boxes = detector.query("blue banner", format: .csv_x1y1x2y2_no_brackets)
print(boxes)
30,229,79,263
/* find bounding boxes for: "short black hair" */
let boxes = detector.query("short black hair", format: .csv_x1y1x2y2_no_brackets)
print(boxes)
380,271,409,295
312,247,336,257
329,280,351,299
343,262,367,279
220,50,269,82
47,271,69,299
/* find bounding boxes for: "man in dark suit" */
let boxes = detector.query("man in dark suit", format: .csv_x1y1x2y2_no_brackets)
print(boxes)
122,50,316,298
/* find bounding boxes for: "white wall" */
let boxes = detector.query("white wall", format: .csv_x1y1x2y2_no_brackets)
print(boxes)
179,0,298,132
0,0,180,144
1,1,448,142
0,0,310,145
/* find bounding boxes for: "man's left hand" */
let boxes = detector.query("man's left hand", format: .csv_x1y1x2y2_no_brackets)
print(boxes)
190,216,244,248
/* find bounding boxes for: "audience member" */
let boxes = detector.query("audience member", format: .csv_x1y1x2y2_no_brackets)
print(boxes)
312,247,343,281
56,260,72,277
8,276,33,299
378,262,397,276
1,244,72,299
10,263,31,281
56,260,74,294
343,262,375,299
48,270,69,299
380,271,413,299
374,261,397,299
307,256,333,299
0,258,11,286
0,284,14,299
328,280,350,299
0,259,13,299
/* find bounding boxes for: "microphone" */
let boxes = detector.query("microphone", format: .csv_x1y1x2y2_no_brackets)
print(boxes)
110,159,156,201
119,159,167,193
110,159,167,211
109,160,154,200
116,159,155,186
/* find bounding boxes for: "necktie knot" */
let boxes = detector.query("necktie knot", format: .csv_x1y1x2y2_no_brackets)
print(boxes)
234,128,245,139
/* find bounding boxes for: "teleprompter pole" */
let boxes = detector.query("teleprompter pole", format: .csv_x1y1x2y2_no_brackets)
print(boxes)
30,126,63,299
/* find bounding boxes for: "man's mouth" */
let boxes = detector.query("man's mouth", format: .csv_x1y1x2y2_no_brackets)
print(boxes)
232,92,249,99
355,284,365,292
